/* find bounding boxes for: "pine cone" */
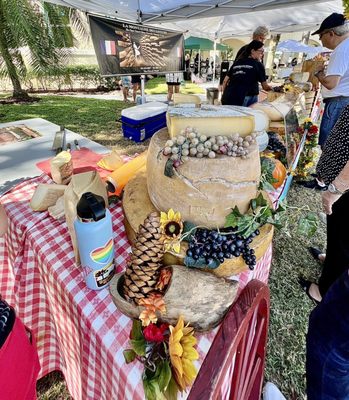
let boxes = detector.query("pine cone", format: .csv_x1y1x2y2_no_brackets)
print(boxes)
123,212,164,304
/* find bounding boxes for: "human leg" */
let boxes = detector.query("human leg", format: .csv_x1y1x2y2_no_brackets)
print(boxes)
132,83,139,102
318,191,349,296
306,271,349,400
167,84,174,101
319,98,349,147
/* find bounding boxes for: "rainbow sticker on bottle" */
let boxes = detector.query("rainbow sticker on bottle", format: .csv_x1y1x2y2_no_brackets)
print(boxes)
90,238,114,264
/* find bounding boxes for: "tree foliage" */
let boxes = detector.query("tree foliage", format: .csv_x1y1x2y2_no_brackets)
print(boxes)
0,0,87,99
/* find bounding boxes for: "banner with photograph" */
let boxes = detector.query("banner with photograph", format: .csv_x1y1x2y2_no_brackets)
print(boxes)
89,15,184,76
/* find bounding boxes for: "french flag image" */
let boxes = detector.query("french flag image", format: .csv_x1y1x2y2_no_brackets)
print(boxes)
100,40,117,55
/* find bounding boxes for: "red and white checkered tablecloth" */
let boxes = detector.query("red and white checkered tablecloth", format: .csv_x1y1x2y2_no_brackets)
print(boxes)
0,175,273,400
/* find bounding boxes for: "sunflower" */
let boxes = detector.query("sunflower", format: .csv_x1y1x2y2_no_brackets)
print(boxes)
160,209,183,253
283,84,293,93
168,316,199,392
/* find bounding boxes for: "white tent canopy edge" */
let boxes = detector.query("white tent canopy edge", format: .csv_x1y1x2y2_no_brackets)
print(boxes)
45,0,343,38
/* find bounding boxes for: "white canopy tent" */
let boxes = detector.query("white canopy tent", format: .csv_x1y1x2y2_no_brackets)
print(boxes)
277,40,330,54
45,0,343,39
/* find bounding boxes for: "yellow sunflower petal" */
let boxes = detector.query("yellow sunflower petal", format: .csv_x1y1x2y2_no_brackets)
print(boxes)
182,346,199,361
182,358,197,382
168,208,175,220
174,211,181,222
172,242,181,253
160,211,169,225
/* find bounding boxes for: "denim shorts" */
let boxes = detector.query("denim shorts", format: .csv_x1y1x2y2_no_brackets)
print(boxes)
242,95,258,107
319,97,349,147
307,271,349,400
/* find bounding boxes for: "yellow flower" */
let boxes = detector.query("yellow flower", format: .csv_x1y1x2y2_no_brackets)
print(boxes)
283,84,293,93
304,117,312,123
169,316,199,392
160,209,183,254
160,209,181,227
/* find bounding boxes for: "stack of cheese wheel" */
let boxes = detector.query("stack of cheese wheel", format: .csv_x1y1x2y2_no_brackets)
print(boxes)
123,105,274,277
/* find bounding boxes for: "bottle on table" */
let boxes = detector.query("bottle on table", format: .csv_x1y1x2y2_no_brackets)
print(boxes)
74,192,115,290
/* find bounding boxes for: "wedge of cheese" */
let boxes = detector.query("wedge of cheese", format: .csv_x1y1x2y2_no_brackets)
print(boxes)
30,184,67,211
167,105,255,138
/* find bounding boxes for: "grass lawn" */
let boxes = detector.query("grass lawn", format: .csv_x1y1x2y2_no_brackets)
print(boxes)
145,76,205,95
1,95,325,399
0,95,149,154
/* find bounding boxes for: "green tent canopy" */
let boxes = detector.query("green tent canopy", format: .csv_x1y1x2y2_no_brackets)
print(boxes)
184,36,227,51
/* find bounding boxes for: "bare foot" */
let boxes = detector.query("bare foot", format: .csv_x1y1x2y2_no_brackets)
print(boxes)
309,283,322,303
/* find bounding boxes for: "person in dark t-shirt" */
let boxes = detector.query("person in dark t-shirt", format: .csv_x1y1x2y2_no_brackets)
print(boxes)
221,40,273,106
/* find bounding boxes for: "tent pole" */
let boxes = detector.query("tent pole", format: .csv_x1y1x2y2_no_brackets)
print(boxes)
137,0,142,23
198,49,201,78
141,74,146,104
213,39,217,85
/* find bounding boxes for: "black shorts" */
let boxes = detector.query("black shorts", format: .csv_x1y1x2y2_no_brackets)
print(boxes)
131,75,141,84
167,82,180,86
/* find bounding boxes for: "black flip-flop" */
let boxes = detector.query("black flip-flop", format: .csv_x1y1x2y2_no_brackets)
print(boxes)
308,247,324,263
298,276,320,305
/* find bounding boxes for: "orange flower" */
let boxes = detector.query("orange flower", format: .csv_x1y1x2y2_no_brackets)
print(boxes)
155,268,172,291
139,308,157,327
138,294,166,326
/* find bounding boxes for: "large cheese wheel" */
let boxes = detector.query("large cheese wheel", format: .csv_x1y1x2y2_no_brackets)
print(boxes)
122,173,273,277
147,128,260,227
223,106,270,132
251,97,294,122
167,105,255,138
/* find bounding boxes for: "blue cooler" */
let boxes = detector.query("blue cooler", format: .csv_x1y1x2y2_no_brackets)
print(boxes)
121,102,168,142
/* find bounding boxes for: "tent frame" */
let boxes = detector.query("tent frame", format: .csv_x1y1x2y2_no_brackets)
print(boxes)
139,0,319,23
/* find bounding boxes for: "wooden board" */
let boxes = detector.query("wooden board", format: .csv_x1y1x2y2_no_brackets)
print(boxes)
122,173,274,277
110,264,238,332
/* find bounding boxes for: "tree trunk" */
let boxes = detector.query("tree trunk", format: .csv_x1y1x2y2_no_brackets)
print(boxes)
0,10,29,100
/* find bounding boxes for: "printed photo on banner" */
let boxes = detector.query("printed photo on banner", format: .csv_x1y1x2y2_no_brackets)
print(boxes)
89,15,184,76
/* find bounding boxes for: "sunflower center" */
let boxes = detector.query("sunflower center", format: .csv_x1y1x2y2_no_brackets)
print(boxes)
165,222,181,237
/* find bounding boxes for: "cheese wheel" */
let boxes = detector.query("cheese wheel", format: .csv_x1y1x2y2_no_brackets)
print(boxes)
173,93,201,106
251,98,294,122
223,106,270,132
147,128,260,227
167,105,255,138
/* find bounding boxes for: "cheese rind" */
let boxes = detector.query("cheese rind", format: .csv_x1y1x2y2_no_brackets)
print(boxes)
167,105,255,138
147,128,260,228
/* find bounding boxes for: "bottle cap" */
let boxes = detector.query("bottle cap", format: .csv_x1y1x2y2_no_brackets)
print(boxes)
77,192,106,221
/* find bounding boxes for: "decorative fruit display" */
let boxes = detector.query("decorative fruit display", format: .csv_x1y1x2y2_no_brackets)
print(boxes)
162,127,257,172
185,227,260,270
266,132,287,157
261,157,287,189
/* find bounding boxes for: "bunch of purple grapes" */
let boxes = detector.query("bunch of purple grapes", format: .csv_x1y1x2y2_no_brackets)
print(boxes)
186,228,260,270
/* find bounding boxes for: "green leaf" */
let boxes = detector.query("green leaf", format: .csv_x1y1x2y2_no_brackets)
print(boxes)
157,361,172,392
164,376,179,400
143,379,161,400
182,221,197,242
255,192,267,208
224,205,242,228
297,212,319,237
123,349,137,364
164,159,175,178
131,319,144,341
130,338,146,356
